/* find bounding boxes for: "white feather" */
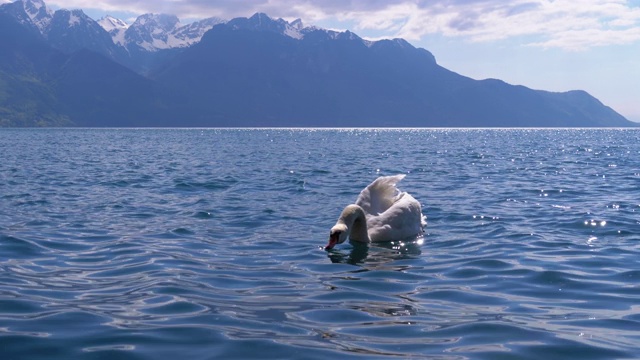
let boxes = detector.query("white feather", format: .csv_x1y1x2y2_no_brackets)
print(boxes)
326,174,426,249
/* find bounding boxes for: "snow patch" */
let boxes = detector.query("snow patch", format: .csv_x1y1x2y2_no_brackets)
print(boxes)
68,12,80,26
98,16,130,46
22,0,53,32
122,14,224,51
284,26,303,40
98,15,129,32
111,29,127,47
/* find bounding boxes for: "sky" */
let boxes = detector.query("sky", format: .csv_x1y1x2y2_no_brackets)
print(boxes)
15,0,640,121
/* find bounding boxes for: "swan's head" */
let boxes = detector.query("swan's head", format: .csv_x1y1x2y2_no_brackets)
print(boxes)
325,224,348,250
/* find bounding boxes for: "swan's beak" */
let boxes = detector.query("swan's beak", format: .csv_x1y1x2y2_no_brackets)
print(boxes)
325,233,339,250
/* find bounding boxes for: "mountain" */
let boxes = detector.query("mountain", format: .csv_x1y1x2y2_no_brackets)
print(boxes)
152,13,631,127
171,16,225,47
0,0,51,33
98,15,128,46
120,13,224,52
53,48,169,127
0,11,68,126
95,13,226,73
0,1,634,127
0,11,167,127
226,12,316,39
123,13,181,52
45,9,127,61
0,0,129,65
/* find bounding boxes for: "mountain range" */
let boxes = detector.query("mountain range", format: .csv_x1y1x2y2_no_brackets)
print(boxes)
0,0,634,127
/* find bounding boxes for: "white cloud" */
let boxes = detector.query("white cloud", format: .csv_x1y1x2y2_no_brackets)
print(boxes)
44,0,640,50
330,0,640,50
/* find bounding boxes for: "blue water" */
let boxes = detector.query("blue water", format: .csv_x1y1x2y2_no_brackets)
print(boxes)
1,128,639,359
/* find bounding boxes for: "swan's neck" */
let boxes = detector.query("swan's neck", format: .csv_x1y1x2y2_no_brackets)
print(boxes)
337,204,370,243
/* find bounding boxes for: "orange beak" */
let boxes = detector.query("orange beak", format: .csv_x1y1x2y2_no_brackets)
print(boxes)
325,233,339,250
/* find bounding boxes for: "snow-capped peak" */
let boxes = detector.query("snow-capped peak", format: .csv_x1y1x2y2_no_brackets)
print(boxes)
172,17,225,46
227,13,321,41
64,9,82,27
97,15,129,47
98,15,129,32
22,0,53,31
121,13,226,51
134,13,181,33
283,18,305,39
23,0,46,18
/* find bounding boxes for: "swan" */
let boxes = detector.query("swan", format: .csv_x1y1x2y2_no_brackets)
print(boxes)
325,174,426,250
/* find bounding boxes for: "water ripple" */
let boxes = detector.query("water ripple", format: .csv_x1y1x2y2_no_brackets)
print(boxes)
1,129,639,359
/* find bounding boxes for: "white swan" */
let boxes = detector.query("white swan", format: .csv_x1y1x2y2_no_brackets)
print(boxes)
325,174,426,250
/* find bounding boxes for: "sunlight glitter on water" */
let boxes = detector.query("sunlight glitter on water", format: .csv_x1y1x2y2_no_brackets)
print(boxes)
1,128,640,360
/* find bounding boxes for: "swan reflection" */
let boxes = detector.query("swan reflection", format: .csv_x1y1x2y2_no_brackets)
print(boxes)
327,237,424,266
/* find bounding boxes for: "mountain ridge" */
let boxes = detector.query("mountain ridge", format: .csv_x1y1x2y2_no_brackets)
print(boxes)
0,0,634,127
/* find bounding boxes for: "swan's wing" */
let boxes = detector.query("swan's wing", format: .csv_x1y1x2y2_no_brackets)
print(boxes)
355,174,406,216
366,192,425,242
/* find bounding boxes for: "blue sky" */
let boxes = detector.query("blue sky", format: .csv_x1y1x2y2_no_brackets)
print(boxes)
33,0,640,122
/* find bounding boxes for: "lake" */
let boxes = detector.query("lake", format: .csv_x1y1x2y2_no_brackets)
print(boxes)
1,128,639,359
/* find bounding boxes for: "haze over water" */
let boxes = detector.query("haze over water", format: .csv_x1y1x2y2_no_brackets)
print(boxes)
1,128,639,359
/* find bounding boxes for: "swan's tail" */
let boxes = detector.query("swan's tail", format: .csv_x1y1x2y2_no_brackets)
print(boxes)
356,174,406,215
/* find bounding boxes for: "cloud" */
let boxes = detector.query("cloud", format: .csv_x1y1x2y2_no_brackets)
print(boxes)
45,0,640,50
334,0,640,50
